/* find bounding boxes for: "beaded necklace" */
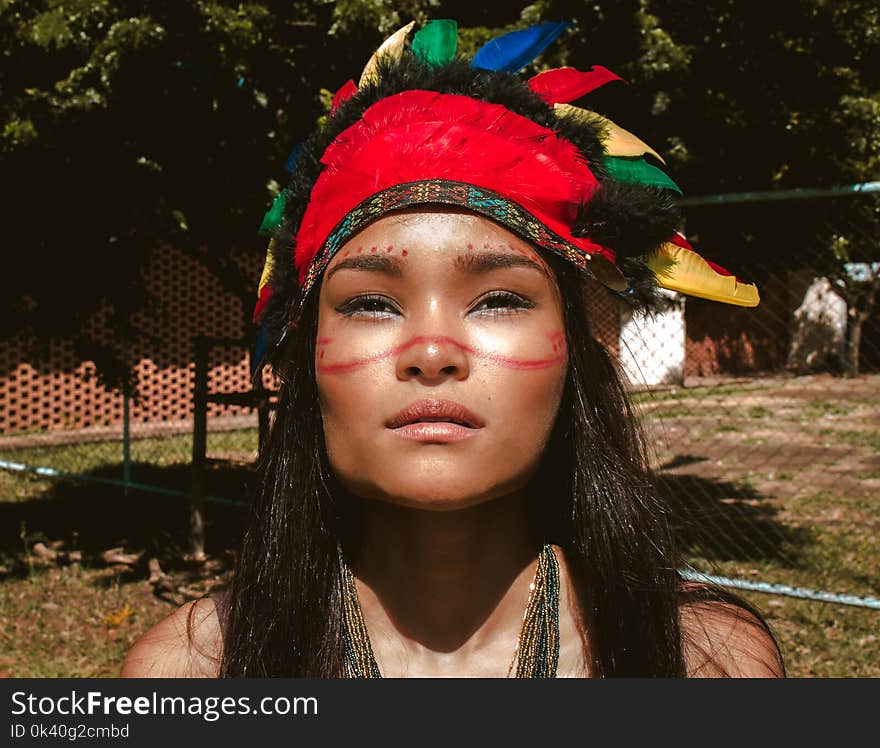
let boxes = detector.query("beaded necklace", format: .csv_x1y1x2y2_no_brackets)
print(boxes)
341,544,560,678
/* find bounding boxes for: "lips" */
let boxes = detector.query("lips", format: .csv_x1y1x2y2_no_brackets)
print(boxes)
387,399,484,430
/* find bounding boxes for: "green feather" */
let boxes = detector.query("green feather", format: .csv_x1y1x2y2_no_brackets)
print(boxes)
258,191,286,235
412,19,458,67
603,156,682,195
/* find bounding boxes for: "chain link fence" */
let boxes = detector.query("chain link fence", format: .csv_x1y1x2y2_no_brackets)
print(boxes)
1,187,878,616
651,184,880,610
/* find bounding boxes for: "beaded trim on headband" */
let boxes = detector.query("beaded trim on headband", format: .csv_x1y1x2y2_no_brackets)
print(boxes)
299,178,627,303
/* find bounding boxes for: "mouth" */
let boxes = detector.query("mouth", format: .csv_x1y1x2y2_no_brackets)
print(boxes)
387,399,484,442
386,399,484,430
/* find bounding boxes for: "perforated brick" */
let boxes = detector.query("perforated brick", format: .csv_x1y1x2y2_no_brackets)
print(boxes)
1,250,626,436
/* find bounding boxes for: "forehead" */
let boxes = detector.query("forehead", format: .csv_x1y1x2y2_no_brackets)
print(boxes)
324,209,553,274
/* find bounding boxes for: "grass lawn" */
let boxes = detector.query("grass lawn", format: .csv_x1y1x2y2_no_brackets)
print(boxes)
1,374,878,677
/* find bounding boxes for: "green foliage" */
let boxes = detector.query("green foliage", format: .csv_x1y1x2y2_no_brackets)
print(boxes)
326,0,435,36
2,0,879,388
1,0,336,390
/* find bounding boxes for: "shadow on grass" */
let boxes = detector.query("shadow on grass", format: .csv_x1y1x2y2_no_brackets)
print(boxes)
2,453,815,579
656,454,812,566
0,460,251,579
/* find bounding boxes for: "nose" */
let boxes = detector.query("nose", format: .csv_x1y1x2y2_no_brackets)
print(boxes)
395,334,471,383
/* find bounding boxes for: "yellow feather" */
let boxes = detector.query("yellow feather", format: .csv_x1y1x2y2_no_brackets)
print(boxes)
554,103,666,165
257,238,276,296
647,242,760,307
359,21,416,87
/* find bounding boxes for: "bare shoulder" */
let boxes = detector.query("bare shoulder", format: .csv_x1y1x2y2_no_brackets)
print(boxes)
681,594,785,678
120,597,223,678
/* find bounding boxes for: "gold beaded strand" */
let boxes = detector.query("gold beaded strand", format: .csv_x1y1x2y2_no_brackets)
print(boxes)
341,562,381,677
342,545,560,678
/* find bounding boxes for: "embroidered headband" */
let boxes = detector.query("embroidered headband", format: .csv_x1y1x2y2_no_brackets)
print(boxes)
254,20,759,337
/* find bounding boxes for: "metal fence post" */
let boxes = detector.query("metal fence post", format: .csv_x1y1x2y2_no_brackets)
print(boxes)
190,336,208,561
122,388,131,496
122,338,131,496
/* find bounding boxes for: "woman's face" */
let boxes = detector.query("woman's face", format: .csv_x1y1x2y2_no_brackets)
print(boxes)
315,210,568,510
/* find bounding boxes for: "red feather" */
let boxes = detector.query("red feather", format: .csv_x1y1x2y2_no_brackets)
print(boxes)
671,232,749,282
527,66,624,105
252,284,272,323
331,79,359,114
295,90,610,283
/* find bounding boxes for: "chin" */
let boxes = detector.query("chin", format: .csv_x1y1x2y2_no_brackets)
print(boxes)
378,490,496,512
342,467,523,512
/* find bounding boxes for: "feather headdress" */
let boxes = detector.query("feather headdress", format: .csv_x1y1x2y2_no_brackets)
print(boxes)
253,19,759,333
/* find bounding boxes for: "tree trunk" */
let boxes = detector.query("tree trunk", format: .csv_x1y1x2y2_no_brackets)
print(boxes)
842,272,880,378
843,308,867,378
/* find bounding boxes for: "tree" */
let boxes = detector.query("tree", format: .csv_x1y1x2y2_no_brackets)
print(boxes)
3,0,879,387
828,229,880,377
544,0,880,374
1,1,332,390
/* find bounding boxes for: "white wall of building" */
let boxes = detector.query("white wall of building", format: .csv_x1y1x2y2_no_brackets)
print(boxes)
619,289,686,387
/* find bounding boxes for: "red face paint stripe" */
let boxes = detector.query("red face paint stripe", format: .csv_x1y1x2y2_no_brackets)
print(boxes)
315,335,567,375
476,351,568,370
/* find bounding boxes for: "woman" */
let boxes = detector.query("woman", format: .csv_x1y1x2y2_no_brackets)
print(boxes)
122,20,783,678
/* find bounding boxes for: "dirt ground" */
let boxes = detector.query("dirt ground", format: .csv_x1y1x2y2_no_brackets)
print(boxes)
638,372,880,676
1,372,878,677
641,373,879,560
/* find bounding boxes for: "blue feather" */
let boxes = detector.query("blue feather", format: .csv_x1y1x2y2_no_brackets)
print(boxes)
251,323,268,377
471,22,571,72
285,143,304,174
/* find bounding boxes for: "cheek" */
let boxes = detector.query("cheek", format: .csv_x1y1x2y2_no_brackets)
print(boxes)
314,330,401,375
485,359,567,443
315,330,395,482
466,326,567,456
316,363,381,445
466,326,566,372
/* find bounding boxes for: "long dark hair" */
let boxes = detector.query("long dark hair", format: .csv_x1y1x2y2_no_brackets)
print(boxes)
218,250,780,677
218,55,782,677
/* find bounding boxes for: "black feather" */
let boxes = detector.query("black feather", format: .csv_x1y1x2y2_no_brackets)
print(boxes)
614,257,670,314
573,181,680,259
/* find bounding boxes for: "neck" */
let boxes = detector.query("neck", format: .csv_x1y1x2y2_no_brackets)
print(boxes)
349,491,540,674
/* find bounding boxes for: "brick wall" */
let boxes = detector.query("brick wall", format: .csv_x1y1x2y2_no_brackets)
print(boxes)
0,244,257,435
4,255,874,436
685,274,792,376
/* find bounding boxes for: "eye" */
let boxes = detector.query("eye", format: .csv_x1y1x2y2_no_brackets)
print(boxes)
336,294,399,319
471,291,535,317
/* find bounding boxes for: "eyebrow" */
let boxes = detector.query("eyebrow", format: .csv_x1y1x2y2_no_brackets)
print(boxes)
454,251,550,277
324,249,549,281
325,255,405,281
